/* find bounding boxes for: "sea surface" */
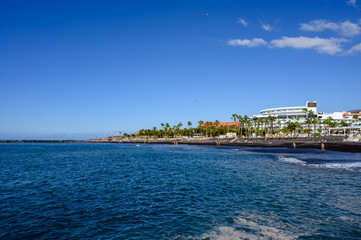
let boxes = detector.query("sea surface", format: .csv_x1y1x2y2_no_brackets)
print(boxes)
1,143,361,239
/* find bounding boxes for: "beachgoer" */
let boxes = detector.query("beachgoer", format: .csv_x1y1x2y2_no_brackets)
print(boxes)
321,142,325,152
293,142,296,152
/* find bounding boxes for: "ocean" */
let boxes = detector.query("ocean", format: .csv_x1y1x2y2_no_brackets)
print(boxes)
1,143,361,239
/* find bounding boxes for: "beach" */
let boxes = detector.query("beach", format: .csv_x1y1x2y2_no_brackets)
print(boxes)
1,138,361,152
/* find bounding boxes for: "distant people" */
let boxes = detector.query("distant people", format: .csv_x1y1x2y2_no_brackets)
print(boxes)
293,142,296,152
321,142,325,152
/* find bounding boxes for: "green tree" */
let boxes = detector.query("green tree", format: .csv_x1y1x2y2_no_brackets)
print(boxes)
214,120,220,136
339,120,349,127
253,116,259,137
237,115,244,137
205,121,213,137
312,118,319,135
267,115,276,136
198,120,204,136
286,121,300,137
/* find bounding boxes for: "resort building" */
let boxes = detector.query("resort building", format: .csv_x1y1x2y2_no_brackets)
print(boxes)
257,101,317,119
253,101,361,132
253,101,317,129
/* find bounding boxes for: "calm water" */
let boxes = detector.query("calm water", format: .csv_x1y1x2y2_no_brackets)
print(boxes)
1,143,361,239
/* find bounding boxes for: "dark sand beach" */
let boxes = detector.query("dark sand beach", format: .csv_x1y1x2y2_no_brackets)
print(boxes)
1,138,361,153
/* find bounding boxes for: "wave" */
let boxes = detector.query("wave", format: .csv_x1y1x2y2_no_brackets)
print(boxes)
313,162,361,170
276,155,361,171
195,213,299,240
277,156,306,165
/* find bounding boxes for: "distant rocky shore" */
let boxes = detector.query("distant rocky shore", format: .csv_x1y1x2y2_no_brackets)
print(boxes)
1,138,361,153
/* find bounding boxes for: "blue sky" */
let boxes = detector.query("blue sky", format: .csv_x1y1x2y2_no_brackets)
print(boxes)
1,0,361,139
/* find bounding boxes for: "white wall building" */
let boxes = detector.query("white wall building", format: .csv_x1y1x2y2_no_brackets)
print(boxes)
252,101,361,132
258,101,317,119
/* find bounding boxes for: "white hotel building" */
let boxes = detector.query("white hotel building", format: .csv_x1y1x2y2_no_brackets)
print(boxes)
253,101,361,129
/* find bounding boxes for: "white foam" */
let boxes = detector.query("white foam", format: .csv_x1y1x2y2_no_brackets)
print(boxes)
277,155,361,171
198,214,299,240
314,162,361,170
277,156,305,165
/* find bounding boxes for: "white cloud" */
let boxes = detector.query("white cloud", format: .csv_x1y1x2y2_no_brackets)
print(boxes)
300,19,338,32
347,0,357,7
261,23,272,31
339,21,361,36
346,43,361,54
300,19,361,37
227,38,267,47
238,18,248,27
270,36,347,55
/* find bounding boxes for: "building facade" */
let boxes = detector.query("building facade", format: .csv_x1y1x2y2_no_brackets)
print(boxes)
253,101,361,132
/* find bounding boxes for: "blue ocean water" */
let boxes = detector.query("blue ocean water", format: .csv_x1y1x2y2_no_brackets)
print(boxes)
1,143,361,239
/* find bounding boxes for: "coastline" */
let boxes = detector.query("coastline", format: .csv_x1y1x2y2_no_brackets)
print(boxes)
1,139,361,153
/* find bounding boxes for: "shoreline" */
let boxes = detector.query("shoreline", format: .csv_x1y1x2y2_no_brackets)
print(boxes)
1,139,361,153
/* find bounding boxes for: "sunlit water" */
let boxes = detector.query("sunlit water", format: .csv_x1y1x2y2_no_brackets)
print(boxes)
1,143,361,239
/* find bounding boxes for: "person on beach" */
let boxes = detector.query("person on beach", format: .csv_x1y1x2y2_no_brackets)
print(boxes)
293,142,296,152
321,142,325,152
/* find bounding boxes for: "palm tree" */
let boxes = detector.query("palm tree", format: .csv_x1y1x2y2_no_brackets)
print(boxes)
243,115,249,137
286,121,300,137
323,117,337,135
253,116,259,137
246,119,252,137
267,115,276,137
198,120,204,136
259,118,264,137
305,118,312,136
312,118,318,135
308,110,314,118
165,123,170,138
339,120,349,127
231,114,238,136
205,121,212,137
187,121,192,129
231,113,238,123
264,118,269,138
237,115,244,137
214,120,220,136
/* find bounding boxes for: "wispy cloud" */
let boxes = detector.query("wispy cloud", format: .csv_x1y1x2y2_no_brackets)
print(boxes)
346,43,361,54
347,0,357,7
227,38,267,47
238,18,248,27
261,23,272,31
300,19,361,37
270,36,347,55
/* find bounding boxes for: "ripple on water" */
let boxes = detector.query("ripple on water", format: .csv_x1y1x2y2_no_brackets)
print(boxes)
0,143,361,239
